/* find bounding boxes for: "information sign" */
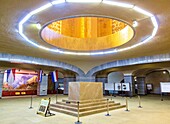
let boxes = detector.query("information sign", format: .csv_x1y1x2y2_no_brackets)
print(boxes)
37,98,50,116
160,82,170,93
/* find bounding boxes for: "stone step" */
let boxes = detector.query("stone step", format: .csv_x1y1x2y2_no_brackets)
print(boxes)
55,101,77,107
79,105,126,117
54,100,115,108
50,106,77,117
50,102,120,112
50,98,125,117
62,98,107,104
50,103,77,112
79,103,121,112
50,104,125,117
80,101,115,107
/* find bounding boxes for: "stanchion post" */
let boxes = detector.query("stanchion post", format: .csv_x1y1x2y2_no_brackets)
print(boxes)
56,85,58,104
125,97,129,111
161,93,163,101
105,99,111,116
75,101,82,124
138,95,142,108
56,93,57,103
110,93,113,101
29,95,33,109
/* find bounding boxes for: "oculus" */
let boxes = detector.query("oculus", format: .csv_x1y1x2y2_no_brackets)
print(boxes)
41,16,134,51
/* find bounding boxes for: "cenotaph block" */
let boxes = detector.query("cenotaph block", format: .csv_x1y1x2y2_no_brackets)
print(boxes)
68,82,103,101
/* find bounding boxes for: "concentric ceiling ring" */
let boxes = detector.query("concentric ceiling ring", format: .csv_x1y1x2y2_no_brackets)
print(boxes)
18,0,158,55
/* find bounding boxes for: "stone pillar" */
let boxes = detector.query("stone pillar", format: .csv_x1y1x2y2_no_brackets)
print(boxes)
63,77,76,94
37,74,48,96
124,74,135,96
167,69,170,76
137,77,146,95
64,75,96,95
76,76,95,82
96,76,107,95
0,72,4,98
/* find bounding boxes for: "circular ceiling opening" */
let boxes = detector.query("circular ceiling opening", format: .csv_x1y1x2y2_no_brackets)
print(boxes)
48,17,127,38
41,16,134,51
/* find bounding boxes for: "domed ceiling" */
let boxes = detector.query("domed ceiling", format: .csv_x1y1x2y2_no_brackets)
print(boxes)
18,0,157,55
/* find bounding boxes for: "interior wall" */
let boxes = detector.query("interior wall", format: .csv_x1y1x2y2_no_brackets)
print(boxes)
58,72,64,78
96,73,107,83
0,73,3,98
47,74,55,93
145,71,170,94
37,75,48,96
48,71,76,95
108,72,124,83
48,71,65,94
56,72,64,90
136,77,146,95
96,73,108,94
63,73,76,94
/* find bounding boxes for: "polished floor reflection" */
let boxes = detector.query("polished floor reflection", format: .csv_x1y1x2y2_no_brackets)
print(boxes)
0,94,170,124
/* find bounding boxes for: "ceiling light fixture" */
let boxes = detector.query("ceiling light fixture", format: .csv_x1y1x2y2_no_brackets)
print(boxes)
132,20,138,27
133,6,153,17
18,0,158,55
51,0,65,5
30,3,52,15
66,0,102,3
151,17,158,37
36,23,41,29
103,1,134,8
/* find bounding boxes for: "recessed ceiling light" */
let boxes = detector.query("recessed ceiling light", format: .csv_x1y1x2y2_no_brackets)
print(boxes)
132,20,138,27
36,23,41,30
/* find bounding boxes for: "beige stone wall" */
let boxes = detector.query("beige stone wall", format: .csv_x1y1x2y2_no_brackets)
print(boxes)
68,82,103,101
146,71,170,94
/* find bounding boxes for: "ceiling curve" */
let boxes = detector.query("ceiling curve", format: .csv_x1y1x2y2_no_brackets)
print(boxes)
19,0,156,55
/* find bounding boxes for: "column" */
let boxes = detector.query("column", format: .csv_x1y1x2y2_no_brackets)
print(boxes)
167,69,170,76
137,77,146,95
124,74,135,96
76,75,95,82
63,76,76,95
37,74,48,96
96,75,107,95
63,75,96,95
0,72,4,98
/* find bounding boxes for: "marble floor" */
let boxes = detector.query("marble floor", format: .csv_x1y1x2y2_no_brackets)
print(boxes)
0,94,170,124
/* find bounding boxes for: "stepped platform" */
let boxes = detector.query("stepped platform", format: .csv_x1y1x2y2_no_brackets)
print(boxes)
50,98,126,117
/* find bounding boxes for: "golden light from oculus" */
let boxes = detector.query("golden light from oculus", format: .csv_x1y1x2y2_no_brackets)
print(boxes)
47,17,127,38
41,17,134,51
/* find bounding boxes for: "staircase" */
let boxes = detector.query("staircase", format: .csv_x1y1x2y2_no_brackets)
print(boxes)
50,98,126,117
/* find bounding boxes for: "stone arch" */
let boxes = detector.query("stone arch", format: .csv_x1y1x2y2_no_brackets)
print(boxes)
0,53,85,76
86,53,170,77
